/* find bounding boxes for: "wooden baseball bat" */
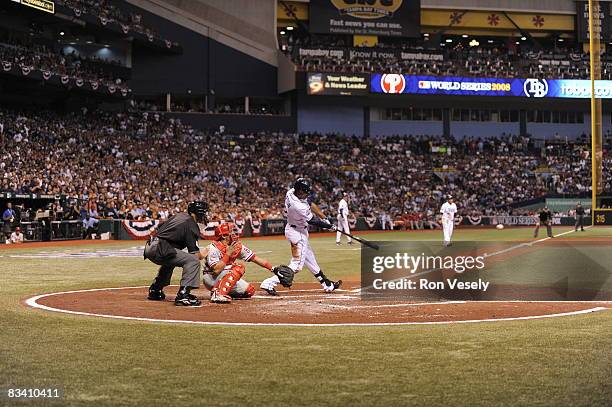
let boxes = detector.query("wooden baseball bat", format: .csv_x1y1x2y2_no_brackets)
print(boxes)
335,228,379,250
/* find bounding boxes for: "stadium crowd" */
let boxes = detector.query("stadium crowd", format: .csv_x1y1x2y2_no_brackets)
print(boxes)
285,34,612,79
0,108,605,227
0,40,129,89
55,0,162,41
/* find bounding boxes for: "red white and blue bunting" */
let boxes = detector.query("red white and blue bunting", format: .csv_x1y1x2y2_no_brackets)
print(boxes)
122,220,159,239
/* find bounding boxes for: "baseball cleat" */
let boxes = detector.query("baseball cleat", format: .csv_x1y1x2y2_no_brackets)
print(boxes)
174,292,201,306
210,290,232,303
262,287,278,296
322,279,342,292
336,242,341,246
347,241,354,245
147,285,166,301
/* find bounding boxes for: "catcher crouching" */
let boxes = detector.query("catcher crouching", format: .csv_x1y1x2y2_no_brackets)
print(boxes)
202,223,294,303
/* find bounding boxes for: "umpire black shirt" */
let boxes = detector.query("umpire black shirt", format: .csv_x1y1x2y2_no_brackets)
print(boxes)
576,205,585,216
156,213,201,253
539,210,552,223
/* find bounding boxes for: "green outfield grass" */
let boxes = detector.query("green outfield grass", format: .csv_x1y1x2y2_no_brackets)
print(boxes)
0,227,611,406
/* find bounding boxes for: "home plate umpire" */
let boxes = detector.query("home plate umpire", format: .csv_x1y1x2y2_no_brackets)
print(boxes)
144,201,209,306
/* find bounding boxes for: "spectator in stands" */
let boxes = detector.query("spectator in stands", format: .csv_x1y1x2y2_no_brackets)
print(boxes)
64,204,81,221
103,201,119,219
0,107,604,222
2,202,16,239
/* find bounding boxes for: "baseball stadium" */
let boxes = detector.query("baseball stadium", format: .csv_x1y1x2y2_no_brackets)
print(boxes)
1,0,611,406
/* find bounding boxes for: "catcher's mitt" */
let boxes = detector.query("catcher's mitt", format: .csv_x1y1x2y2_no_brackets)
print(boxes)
272,265,294,288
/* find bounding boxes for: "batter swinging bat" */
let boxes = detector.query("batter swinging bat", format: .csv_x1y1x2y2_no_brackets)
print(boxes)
335,228,379,250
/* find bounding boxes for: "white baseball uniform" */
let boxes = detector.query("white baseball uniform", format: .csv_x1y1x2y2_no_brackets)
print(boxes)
9,231,24,244
202,241,255,297
336,197,351,243
381,212,392,230
260,188,334,292
440,201,457,244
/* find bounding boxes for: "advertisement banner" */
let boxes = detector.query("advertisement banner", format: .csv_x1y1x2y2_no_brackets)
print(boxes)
575,1,610,42
309,0,421,37
308,72,370,95
458,216,580,227
16,0,55,14
297,47,443,61
370,73,612,99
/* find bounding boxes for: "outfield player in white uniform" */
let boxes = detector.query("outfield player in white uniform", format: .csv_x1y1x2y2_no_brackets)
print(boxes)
440,196,457,246
336,192,352,245
260,178,342,296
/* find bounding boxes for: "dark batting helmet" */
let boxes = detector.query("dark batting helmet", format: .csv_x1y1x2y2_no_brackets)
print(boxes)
187,200,209,223
293,178,312,195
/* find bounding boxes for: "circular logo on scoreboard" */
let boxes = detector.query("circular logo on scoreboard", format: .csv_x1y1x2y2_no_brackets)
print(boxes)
330,0,403,19
380,74,406,94
523,78,549,98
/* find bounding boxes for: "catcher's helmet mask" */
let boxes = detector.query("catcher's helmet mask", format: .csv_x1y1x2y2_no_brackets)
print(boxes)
214,222,238,243
187,200,209,223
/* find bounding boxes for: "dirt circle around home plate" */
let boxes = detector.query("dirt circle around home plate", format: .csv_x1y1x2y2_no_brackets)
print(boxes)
24,282,611,326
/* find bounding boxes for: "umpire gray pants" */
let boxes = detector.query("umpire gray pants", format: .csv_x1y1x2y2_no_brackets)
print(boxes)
144,239,201,288
533,222,552,238
575,215,585,231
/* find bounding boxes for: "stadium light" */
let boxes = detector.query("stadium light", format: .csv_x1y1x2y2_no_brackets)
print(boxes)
469,39,480,47
521,36,527,41
515,41,520,45
286,26,294,31
280,31,286,35
462,34,468,38
423,33,429,37
59,31,64,36
445,39,452,43
487,40,494,43
558,38,564,42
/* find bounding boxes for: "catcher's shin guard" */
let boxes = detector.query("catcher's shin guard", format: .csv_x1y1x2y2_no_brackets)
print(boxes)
212,264,245,303
230,284,255,299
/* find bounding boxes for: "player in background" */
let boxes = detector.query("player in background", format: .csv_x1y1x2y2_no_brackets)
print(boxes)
9,226,24,244
380,210,392,230
202,223,293,303
260,178,342,296
440,195,457,246
336,192,352,245
534,206,553,238
575,202,585,232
